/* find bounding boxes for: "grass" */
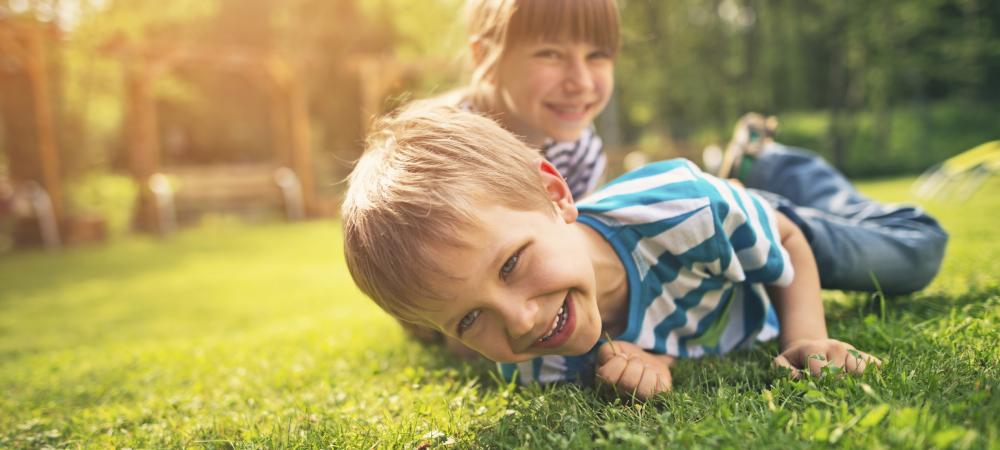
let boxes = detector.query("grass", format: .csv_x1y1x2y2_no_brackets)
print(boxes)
1,177,998,449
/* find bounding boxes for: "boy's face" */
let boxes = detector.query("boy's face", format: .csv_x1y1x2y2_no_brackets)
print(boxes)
414,166,604,363
495,39,614,145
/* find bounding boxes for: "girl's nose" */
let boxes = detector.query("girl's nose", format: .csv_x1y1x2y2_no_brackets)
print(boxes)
563,55,594,93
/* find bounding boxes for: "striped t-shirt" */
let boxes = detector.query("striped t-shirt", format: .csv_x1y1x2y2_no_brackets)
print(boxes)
499,159,794,384
542,125,606,199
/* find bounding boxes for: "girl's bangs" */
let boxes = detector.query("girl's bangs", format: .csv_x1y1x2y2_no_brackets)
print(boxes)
506,0,620,55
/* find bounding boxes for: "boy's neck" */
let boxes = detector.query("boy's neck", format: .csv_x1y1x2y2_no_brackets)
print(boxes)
573,221,630,337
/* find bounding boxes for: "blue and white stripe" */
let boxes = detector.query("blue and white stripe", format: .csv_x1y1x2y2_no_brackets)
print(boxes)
543,126,606,199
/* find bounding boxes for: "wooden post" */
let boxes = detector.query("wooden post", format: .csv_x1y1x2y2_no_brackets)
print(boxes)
23,25,62,226
265,57,292,168
285,69,316,217
125,59,163,232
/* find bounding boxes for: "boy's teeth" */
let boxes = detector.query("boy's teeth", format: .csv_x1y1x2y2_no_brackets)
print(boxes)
538,304,569,343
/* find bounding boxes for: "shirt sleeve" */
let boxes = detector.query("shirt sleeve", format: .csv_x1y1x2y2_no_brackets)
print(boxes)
579,159,792,288
698,167,794,287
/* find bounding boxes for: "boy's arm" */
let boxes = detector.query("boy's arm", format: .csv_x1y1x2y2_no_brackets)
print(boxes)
768,212,881,377
768,212,827,348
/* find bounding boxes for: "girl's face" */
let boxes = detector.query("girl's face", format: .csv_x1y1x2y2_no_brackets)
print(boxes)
494,40,614,146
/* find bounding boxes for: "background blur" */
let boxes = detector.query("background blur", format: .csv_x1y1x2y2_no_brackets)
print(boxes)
1,0,998,250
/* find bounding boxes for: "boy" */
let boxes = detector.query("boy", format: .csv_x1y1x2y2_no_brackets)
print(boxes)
342,103,879,400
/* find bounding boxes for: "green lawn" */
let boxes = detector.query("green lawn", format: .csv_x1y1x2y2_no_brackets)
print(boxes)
1,177,998,449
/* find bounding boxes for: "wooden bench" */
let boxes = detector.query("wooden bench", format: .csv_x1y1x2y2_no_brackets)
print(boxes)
156,163,303,227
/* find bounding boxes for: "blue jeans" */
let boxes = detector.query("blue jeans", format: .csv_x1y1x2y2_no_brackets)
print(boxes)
746,144,948,295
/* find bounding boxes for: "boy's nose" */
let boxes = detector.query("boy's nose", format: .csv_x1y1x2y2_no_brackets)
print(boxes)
500,299,539,345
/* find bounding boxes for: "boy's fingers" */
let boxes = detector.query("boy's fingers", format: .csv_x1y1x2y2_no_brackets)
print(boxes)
596,354,628,386
596,343,612,362
634,369,654,400
618,355,645,391
773,354,802,379
844,350,864,373
847,351,882,373
807,353,829,377
637,367,670,399
596,341,618,364
658,368,674,391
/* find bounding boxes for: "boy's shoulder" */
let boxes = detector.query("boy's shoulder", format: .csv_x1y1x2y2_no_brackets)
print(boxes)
580,158,712,207
620,157,698,177
576,157,776,257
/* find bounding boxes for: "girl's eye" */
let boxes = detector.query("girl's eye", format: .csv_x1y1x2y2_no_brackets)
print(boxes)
458,310,480,334
588,50,611,60
534,49,561,59
500,251,521,279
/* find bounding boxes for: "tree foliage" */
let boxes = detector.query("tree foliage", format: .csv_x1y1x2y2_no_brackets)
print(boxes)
615,0,1000,175
1,0,997,185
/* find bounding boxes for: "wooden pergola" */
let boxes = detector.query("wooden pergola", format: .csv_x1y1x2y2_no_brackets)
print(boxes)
0,18,63,227
106,39,317,233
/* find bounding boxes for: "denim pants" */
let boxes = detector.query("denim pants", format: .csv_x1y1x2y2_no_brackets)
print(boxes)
746,144,948,295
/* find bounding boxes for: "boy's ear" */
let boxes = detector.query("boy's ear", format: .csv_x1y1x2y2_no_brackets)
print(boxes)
537,160,578,223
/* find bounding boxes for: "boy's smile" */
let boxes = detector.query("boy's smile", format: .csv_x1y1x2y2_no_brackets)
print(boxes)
532,291,575,348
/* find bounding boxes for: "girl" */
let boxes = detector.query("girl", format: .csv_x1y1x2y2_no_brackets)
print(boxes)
440,0,620,199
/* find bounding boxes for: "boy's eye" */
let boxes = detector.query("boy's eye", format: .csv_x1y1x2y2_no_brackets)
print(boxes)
458,310,480,334
500,251,521,279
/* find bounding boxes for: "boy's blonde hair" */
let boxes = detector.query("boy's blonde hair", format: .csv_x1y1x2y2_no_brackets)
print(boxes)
342,101,552,326
465,0,620,109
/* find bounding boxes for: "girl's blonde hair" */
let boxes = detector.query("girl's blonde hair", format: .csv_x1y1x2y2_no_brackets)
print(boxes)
464,0,620,110
341,101,552,326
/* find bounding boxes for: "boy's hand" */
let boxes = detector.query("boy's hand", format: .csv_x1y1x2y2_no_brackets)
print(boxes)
774,338,881,378
595,340,673,401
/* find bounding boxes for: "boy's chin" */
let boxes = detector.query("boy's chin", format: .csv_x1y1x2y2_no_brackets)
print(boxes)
577,327,604,353
556,327,602,357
